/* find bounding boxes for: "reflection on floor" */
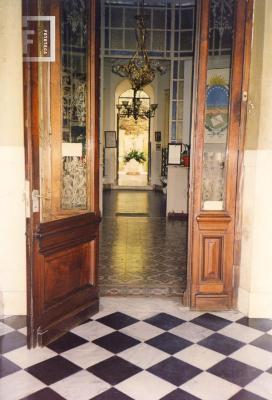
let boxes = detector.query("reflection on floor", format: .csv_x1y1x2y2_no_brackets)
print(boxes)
99,190,187,296
1,299,272,400
118,172,148,187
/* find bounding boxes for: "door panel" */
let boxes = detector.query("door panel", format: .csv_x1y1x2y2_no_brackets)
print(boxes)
23,0,100,347
185,0,251,310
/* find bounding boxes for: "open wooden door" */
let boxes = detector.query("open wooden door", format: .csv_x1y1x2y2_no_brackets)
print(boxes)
185,0,252,310
23,0,100,347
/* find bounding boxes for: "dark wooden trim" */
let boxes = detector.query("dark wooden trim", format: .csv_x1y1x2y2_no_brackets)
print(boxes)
168,212,188,220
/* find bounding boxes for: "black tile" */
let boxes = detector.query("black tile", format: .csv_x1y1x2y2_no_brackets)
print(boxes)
148,357,201,386
267,366,272,374
2,315,27,329
251,334,272,352
90,388,133,399
0,355,21,378
0,331,26,354
87,356,141,385
93,331,140,354
160,389,201,400
236,317,272,332
97,312,138,330
190,313,232,331
146,332,192,355
47,332,88,353
208,358,262,387
19,388,66,400
199,333,245,355
229,389,267,400
144,313,185,330
25,355,81,385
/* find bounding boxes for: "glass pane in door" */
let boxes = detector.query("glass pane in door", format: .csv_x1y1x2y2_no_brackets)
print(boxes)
201,0,235,210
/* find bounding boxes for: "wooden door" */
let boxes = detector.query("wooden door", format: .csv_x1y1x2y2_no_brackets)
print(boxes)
185,0,252,310
23,0,100,347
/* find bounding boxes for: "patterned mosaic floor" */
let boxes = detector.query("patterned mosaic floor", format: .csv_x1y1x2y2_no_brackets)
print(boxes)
1,297,272,400
99,190,187,296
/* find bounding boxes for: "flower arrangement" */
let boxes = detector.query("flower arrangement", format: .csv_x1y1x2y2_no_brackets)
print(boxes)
123,150,146,164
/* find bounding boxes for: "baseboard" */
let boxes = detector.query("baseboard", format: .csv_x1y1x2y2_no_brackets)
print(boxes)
168,212,188,220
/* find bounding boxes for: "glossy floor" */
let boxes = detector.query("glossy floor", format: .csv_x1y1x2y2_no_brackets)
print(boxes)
99,190,187,296
1,297,272,400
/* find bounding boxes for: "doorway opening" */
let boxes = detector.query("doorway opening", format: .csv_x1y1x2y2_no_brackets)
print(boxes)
99,0,195,296
117,89,150,187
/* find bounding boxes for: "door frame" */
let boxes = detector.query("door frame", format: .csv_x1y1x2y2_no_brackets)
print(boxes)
184,0,254,309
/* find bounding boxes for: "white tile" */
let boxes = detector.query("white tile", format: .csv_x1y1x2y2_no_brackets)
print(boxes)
0,322,14,336
62,342,112,368
18,327,27,336
51,370,110,400
211,310,244,322
181,372,240,400
4,345,57,368
170,321,213,343
120,321,163,341
116,371,175,400
0,370,45,400
174,344,225,370
231,344,272,371
71,320,114,341
119,343,169,369
245,373,272,400
219,323,263,343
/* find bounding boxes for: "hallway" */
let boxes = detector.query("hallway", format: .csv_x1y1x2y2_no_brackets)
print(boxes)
99,191,187,296
1,298,272,400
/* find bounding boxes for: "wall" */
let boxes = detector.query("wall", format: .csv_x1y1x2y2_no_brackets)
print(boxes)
238,0,272,317
0,0,26,315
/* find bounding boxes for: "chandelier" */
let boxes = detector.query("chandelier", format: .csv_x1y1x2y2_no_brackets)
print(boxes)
112,2,165,120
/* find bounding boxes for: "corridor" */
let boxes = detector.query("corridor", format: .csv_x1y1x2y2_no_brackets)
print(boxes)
99,190,187,296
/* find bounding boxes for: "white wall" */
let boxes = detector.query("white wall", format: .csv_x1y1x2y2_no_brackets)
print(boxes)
238,0,272,317
0,0,26,315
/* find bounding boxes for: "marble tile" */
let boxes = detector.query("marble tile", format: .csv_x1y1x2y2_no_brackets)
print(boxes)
61,342,112,369
4,345,56,369
230,344,272,370
51,370,110,400
71,320,115,341
119,343,169,369
116,371,176,400
169,322,213,343
0,322,14,337
174,344,225,370
120,321,164,341
245,373,272,400
0,370,45,400
181,371,240,400
219,323,263,343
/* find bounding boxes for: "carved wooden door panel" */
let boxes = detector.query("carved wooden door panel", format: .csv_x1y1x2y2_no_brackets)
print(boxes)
186,0,251,310
23,0,100,347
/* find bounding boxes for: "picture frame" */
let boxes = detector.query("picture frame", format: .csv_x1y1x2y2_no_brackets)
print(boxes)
155,131,161,142
167,143,182,165
105,130,117,148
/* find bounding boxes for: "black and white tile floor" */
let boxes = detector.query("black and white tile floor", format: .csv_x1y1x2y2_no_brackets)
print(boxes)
1,297,272,400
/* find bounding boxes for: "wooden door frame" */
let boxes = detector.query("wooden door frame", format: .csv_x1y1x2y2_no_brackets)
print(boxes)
23,0,100,347
184,0,254,309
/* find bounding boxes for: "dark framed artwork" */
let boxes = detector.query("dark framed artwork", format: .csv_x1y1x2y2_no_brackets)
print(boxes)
105,130,117,148
167,143,182,165
155,131,161,142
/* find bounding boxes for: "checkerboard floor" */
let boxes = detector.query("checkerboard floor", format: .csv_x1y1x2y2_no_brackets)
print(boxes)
1,297,272,400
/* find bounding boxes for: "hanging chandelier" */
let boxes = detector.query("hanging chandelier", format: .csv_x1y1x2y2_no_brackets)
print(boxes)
112,1,165,120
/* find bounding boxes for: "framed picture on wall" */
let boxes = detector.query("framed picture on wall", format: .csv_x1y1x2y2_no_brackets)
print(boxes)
155,131,162,142
167,143,182,165
105,131,117,148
